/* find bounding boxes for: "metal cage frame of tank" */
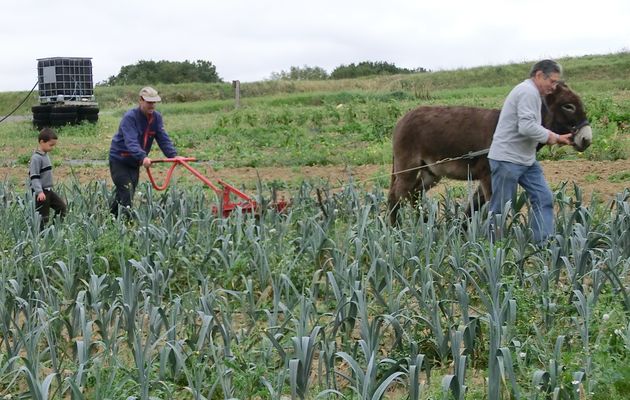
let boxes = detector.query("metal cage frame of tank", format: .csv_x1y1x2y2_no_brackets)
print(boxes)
37,57,96,104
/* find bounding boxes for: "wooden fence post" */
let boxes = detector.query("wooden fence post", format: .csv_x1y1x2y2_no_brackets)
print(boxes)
232,80,240,109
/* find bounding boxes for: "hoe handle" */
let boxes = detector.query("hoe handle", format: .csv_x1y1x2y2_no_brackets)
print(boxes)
146,157,222,193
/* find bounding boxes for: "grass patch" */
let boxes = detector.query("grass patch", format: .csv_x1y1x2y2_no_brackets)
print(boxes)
608,170,630,183
585,173,600,182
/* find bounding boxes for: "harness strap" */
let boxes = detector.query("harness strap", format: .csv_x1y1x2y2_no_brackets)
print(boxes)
462,148,490,159
143,114,154,149
392,148,490,177
574,119,590,131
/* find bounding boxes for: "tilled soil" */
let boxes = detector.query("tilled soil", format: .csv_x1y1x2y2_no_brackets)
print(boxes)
2,159,629,203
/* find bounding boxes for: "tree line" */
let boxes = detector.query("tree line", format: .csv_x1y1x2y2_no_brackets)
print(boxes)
271,61,428,80
100,60,221,86
99,60,428,86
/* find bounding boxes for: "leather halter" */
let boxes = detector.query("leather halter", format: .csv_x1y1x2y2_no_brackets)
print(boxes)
570,119,590,142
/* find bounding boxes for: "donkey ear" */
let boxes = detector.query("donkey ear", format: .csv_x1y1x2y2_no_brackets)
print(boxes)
547,81,567,103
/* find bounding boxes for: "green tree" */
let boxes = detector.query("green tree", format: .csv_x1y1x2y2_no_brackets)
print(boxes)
269,65,329,81
101,60,222,85
330,61,427,79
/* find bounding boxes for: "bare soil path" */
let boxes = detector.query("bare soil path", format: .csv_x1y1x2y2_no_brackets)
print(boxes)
2,159,629,202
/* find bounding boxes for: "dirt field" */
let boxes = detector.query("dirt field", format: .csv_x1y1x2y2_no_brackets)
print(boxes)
3,159,629,203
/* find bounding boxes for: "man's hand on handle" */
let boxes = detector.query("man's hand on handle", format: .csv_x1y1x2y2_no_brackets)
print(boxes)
547,131,573,146
143,156,189,167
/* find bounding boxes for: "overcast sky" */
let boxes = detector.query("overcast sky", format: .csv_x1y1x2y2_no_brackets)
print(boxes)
2,0,628,92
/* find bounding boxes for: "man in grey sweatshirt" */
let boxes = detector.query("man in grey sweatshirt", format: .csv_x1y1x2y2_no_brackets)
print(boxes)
29,128,67,227
488,60,572,244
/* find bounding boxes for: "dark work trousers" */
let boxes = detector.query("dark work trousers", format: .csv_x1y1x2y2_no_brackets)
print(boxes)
109,160,140,217
35,189,67,226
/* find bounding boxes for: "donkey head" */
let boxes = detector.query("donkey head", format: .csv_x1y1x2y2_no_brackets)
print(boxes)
544,82,592,152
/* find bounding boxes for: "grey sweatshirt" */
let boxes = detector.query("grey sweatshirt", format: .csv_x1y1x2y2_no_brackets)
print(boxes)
29,150,54,194
488,79,549,166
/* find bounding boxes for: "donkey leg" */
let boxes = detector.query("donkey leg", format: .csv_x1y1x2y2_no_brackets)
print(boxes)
412,169,441,205
412,169,441,221
465,184,486,217
461,176,493,232
388,170,420,225
464,173,492,216
478,176,492,212
417,169,440,192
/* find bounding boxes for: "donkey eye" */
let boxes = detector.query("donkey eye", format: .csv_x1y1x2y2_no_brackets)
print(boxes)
561,103,576,113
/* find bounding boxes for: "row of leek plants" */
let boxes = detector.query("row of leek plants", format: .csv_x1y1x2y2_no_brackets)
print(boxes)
0,181,628,399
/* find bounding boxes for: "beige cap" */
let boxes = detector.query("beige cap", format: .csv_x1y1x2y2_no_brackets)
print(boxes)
139,86,161,102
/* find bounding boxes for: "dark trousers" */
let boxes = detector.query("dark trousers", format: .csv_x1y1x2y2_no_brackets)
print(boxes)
109,160,140,217
36,189,67,226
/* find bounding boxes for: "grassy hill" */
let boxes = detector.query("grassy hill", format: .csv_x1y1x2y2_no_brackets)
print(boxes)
2,51,629,113
0,52,628,170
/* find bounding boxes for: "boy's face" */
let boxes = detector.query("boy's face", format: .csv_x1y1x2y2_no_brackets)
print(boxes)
39,138,57,153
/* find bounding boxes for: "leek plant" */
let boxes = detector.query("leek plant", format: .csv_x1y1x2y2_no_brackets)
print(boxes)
572,289,594,395
454,281,479,358
335,348,404,400
326,270,360,342
531,335,569,399
441,328,467,400
464,244,520,400
395,262,451,364
289,325,321,399
404,343,427,400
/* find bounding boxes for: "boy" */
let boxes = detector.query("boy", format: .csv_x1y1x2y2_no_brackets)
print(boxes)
29,128,67,226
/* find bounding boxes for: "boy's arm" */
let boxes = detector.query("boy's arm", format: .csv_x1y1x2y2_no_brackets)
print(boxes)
29,155,43,194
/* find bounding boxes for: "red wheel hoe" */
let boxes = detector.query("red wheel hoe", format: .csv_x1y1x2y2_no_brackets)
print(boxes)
146,158,288,217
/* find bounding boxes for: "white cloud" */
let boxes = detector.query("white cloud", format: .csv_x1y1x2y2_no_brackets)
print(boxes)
1,0,628,91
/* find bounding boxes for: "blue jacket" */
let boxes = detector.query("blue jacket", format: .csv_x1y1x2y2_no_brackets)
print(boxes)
109,108,177,166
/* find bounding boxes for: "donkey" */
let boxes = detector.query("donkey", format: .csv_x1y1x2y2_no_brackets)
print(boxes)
388,82,592,224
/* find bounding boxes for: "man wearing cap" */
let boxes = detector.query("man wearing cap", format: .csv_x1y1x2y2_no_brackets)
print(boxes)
109,86,179,216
